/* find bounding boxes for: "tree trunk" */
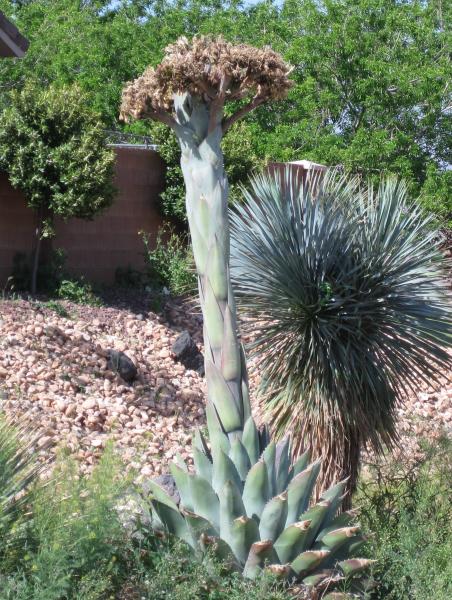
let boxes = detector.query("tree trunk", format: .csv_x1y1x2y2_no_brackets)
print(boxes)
176,95,251,442
31,215,44,296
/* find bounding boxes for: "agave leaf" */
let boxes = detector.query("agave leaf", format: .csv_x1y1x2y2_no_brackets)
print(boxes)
193,446,213,483
193,428,211,460
182,509,218,543
170,463,193,511
275,437,291,494
190,474,220,530
206,235,228,301
292,450,310,478
203,278,225,351
265,564,292,580
285,461,321,527
199,533,238,569
229,515,260,565
320,527,361,552
206,401,230,454
274,519,311,564
291,550,330,576
212,448,242,495
317,511,356,540
299,500,332,549
229,438,251,481
302,570,335,587
151,499,193,547
263,442,277,498
205,361,242,434
240,344,252,423
221,305,241,381
259,492,288,542
243,540,275,579
219,479,247,540
242,417,260,464
174,453,188,471
320,480,348,524
148,480,179,511
339,558,376,576
242,459,270,519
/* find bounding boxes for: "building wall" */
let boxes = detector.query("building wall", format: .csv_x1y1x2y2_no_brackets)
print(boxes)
0,146,166,287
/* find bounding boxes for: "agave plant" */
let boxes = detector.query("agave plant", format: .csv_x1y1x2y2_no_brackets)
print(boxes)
230,169,452,502
147,425,371,585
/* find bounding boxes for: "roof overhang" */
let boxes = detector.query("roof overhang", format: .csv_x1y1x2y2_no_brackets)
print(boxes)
0,11,29,58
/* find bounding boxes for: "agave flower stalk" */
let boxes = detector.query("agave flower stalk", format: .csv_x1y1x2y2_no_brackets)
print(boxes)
121,36,292,441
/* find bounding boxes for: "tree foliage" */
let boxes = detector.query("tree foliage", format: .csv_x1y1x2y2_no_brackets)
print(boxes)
0,82,115,291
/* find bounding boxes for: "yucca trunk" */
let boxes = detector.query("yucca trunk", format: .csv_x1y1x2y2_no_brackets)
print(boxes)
176,95,250,441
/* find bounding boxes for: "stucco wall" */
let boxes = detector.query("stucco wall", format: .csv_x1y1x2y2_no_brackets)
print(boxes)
0,146,166,287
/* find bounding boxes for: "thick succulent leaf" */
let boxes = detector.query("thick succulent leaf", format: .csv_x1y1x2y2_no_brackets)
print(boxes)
205,361,242,434
339,558,376,576
265,564,291,580
219,479,247,540
330,536,368,562
320,527,361,552
242,417,260,464
229,438,251,481
170,463,193,511
190,474,220,530
212,448,242,494
221,305,241,381
259,492,288,542
147,480,179,511
291,550,330,576
193,445,213,483
240,344,252,423
274,519,311,564
242,459,270,519
320,480,348,525
263,442,277,497
275,437,291,494
206,401,230,454
199,533,238,569
323,594,353,600
193,428,211,460
298,500,331,549
317,511,356,540
243,540,275,579
292,450,310,478
285,461,321,527
182,509,218,543
151,499,193,547
203,279,225,351
229,515,260,565
174,453,188,472
206,235,228,301
302,570,335,587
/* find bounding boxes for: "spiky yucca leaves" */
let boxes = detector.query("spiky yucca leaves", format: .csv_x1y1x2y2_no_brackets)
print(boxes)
147,425,371,587
0,416,42,551
229,169,452,503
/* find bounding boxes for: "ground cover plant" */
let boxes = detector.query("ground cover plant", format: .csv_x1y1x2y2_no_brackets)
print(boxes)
230,169,452,501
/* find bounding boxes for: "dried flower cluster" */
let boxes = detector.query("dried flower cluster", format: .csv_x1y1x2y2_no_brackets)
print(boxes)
120,36,292,131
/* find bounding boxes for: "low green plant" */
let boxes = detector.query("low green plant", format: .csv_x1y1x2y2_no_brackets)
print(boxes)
141,226,196,297
57,278,102,306
357,438,452,600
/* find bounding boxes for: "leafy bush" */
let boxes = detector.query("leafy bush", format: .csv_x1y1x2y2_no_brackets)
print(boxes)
141,226,196,296
357,438,452,600
57,278,102,306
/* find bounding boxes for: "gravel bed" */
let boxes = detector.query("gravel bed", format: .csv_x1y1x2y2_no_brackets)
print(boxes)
0,296,450,478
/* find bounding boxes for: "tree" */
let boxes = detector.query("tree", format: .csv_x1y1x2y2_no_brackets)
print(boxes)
120,38,370,584
0,82,115,293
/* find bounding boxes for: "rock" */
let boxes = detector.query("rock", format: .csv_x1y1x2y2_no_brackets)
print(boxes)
106,349,137,383
151,474,180,505
172,331,204,375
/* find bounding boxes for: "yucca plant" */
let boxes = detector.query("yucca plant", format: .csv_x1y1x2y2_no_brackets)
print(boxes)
121,38,369,589
230,169,452,502
0,416,42,554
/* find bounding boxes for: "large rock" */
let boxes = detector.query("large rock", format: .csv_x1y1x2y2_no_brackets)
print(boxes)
106,349,138,383
172,331,204,375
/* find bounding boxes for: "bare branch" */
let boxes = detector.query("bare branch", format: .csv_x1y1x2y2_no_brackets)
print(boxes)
221,95,267,133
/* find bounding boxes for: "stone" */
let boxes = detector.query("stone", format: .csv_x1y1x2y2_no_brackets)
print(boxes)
171,331,204,375
106,349,137,383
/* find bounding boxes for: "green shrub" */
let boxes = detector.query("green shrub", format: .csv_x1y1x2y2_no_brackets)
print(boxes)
357,438,452,600
57,278,102,306
141,226,196,297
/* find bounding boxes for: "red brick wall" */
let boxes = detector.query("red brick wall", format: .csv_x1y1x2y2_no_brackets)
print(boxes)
0,146,166,287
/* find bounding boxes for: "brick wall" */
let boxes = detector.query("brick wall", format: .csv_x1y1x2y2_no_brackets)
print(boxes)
0,146,166,287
